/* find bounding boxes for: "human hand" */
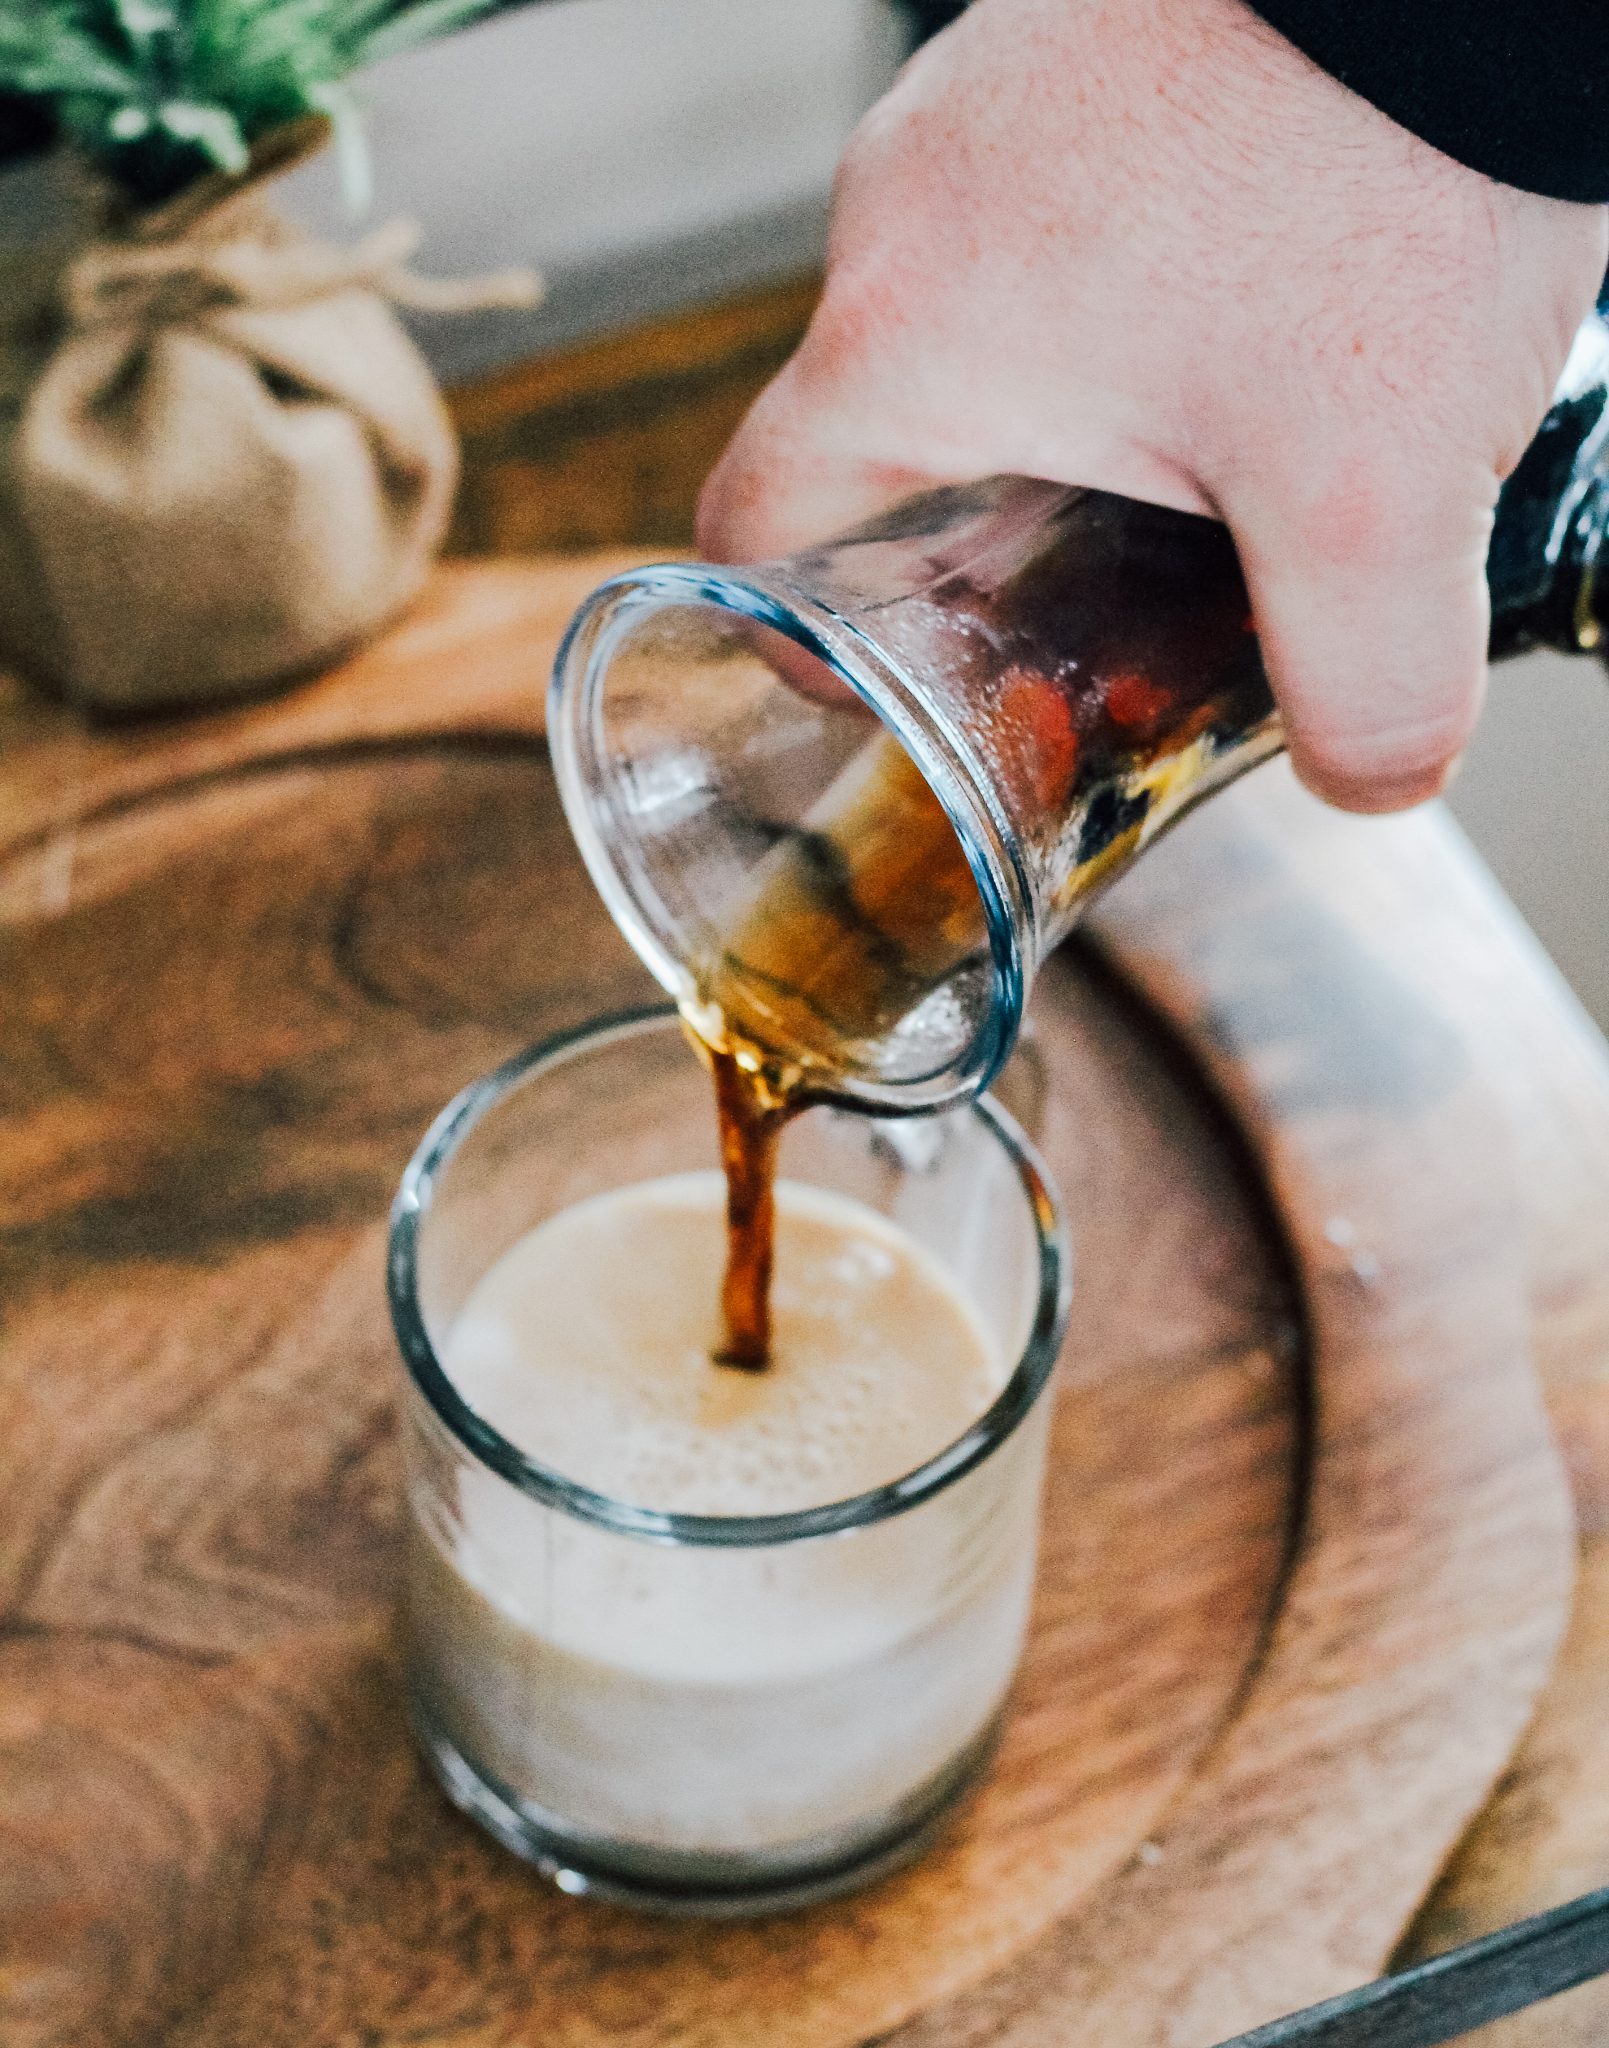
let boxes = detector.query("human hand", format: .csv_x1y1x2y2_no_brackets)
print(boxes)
698,0,1607,811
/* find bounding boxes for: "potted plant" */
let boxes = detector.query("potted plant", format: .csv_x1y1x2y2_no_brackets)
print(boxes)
0,0,533,710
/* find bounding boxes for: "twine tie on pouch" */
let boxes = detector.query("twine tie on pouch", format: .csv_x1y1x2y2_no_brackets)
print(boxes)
59,214,540,334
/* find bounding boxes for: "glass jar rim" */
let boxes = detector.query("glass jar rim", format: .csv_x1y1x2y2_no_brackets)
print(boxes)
547,563,1034,1112
387,1007,1071,1548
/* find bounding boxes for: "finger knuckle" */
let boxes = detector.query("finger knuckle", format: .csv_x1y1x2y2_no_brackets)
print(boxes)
796,270,904,393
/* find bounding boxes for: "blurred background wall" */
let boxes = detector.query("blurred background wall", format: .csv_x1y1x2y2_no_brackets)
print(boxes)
0,0,908,373
2,0,1604,1032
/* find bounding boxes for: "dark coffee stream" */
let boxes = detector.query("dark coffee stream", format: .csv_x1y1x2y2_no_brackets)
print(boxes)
692,741,974,1370
707,1045,796,1371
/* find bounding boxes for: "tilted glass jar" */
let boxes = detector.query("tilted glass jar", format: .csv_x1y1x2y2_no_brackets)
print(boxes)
550,315,1609,1114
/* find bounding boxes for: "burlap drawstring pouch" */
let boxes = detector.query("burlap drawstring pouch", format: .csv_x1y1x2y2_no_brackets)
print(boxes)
0,129,535,711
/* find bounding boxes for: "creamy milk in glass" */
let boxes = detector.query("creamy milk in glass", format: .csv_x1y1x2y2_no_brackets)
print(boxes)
407,1170,1046,1859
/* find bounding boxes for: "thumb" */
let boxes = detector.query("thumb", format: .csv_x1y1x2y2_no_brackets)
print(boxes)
696,355,949,564
1224,466,1493,814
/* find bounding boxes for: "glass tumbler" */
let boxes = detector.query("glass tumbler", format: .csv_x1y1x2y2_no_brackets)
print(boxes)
388,1009,1069,1916
550,479,1273,1114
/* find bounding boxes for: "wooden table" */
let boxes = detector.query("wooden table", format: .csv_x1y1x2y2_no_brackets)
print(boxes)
3,560,1608,2048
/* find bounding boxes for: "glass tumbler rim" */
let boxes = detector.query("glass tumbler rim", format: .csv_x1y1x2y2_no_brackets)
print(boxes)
387,1006,1070,1549
546,561,1034,1112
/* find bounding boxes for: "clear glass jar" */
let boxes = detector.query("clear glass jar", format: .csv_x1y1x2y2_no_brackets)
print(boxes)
388,1009,1069,1916
549,319,1609,1113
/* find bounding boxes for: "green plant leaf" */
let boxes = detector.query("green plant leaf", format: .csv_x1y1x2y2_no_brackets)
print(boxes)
0,0,506,200
0,19,143,100
157,97,250,172
307,75,370,212
110,0,178,41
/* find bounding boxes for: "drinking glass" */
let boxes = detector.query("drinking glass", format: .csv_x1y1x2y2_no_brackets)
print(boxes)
549,482,1276,1113
388,1008,1070,1915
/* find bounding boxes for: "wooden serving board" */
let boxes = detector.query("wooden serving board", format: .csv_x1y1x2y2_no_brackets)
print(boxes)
0,559,1599,2048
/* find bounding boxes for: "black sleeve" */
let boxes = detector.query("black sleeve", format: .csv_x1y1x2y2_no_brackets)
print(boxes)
1246,0,1609,204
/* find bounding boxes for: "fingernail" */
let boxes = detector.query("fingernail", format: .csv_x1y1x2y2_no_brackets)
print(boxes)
1295,760,1454,816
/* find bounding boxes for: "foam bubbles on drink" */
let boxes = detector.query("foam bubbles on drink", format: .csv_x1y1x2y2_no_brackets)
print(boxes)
442,1172,1005,1517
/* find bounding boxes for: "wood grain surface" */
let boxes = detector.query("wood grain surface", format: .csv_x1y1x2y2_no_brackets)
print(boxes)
0,558,630,864
0,746,1299,2048
0,557,1597,2048
1239,778,1609,2044
447,277,818,558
